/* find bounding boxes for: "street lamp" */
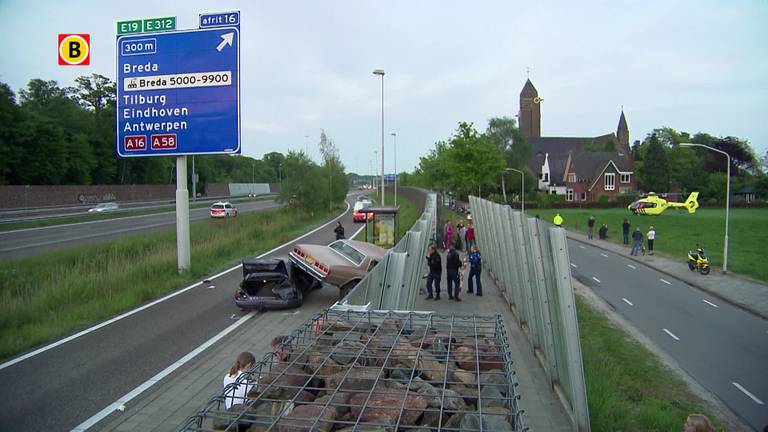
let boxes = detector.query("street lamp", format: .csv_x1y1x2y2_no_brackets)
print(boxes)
373,68,385,206
391,132,397,207
503,168,525,214
373,150,378,200
680,142,731,273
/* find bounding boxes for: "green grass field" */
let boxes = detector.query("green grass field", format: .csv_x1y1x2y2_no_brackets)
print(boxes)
578,297,725,431
533,207,768,282
0,206,335,359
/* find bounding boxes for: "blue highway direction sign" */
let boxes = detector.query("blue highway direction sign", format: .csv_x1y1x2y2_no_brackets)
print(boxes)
116,27,240,157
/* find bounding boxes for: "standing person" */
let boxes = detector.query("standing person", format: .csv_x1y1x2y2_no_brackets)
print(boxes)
443,220,454,250
598,223,608,240
425,244,442,300
587,215,596,239
223,352,256,409
445,246,462,301
647,226,656,255
467,245,483,296
622,219,630,245
457,221,467,251
553,213,564,227
465,222,476,250
334,221,345,240
630,227,644,256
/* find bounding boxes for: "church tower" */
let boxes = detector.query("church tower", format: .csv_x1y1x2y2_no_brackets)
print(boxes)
519,79,541,138
617,110,629,150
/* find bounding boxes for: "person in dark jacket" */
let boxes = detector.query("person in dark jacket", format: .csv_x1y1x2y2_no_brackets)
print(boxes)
334,221,345,240
445,246,462,301
425,244,442,300
598,223,608,240
466,245,483,296
630,228,644,256
587,215,596,239
622,219,630,245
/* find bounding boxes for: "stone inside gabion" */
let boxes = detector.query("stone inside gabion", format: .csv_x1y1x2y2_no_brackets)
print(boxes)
201,312,522,432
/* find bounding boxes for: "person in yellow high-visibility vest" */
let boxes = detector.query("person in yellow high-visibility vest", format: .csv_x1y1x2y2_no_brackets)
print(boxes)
553,213,564,227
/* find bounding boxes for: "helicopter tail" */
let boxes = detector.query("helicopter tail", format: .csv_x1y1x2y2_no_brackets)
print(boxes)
684,192,699,214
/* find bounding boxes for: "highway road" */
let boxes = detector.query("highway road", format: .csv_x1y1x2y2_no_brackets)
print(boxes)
569,239,768,430
0,194,368,431
0,199,279,260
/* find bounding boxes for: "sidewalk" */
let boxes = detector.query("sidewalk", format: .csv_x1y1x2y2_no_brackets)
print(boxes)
565,230,768,320
414,256,573,431
98,260,572,431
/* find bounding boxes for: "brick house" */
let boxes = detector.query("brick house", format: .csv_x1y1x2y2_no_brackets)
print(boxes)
519,79,637,202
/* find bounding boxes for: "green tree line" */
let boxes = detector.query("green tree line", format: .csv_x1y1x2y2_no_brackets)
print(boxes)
0,75,286,187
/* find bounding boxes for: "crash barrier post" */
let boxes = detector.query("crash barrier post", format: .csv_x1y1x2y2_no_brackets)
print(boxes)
338,193,437,311
469,196,590,432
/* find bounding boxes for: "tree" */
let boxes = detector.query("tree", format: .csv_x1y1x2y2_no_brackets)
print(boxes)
485,117,530,169
637,134,670,192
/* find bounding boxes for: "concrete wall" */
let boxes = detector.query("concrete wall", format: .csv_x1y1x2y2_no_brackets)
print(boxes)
0,185,176,209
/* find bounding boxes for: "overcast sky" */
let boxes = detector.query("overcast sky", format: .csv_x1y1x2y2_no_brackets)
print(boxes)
1,0,766,175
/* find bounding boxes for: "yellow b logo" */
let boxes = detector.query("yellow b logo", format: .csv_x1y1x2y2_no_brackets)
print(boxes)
58,34,90,66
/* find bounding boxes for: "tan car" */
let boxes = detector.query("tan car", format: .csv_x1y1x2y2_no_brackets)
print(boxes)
289,240,387,298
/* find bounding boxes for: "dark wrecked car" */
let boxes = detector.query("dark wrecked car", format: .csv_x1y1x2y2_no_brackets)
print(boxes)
234,257,312,311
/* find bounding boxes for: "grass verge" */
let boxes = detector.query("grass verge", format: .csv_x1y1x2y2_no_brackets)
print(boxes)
578,296,726,431
353,192,420,244
532,208,767,283
0,195,274,232
0,205,337,360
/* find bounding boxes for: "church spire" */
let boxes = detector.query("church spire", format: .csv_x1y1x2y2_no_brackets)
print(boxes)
519,79,541,137
617,109,629,149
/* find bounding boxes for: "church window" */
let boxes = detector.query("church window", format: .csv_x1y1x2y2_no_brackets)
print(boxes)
604,173,616,191
543,173,549,183
580,192,587,201
566,189,574,201
567,173,576,182
620,173,631,183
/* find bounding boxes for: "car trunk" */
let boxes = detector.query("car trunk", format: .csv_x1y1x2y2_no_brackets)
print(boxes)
241,272,294,299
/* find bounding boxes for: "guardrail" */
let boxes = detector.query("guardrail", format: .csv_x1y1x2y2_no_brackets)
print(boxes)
335,193,437,311
469,196,590,432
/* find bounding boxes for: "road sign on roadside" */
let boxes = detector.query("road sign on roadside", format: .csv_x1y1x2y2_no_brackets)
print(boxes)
115,27,240,157
200,11,240,28
117,20,143,35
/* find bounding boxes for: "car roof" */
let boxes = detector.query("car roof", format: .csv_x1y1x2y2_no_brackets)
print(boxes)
342,240,387,259
212,201,231,206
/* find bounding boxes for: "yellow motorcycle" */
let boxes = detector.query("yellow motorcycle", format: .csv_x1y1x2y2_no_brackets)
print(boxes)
687,247,710,275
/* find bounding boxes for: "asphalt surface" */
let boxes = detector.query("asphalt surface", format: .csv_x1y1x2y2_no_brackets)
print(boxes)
0,194,366,431
569,239,768,430
0,199,279,259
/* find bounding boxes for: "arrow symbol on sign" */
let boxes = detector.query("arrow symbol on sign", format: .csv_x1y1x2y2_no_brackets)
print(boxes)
216,32,234,52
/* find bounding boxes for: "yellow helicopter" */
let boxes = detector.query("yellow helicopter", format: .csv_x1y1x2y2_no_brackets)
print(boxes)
628,192,699,216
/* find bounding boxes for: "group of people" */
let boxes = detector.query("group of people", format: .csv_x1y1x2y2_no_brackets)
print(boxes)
584,215,656,256
425,239,482,302
442,219,476,251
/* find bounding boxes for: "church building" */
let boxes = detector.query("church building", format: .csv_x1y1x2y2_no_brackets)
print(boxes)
519,79,637,202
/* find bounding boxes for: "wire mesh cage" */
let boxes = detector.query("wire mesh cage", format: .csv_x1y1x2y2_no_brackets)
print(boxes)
179,310,527,431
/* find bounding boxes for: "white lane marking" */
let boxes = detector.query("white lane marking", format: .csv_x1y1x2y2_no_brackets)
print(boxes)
592,277,601,283
663,328,680,341
702,299,719,308
579,245,586,249
600,253,608,258
732,382,765,405
71,312,257,431
0,201,352,372
660,278,672,285
627,264,636,269
622,298,634,306
570,263,577,268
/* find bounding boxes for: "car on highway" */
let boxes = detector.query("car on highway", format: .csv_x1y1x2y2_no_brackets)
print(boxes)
289,239,387,298
88,202,119,213
210,201,238,218
235,257,308,310
352,199,373,223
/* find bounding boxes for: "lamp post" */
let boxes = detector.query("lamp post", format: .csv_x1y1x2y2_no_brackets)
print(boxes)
680,142,730,273
391,132,397,207
373,68,385,206
373,150,378,200
504,168,525,214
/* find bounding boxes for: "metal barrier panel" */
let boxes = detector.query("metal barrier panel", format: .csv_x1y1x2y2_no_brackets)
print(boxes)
468,196,591,432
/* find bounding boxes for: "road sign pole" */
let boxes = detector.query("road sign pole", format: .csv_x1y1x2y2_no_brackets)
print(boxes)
176,156,191,273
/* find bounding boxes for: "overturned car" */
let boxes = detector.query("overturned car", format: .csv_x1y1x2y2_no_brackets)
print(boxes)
234,257,314,311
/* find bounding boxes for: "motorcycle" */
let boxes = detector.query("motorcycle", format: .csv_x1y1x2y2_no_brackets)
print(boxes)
687,247,710,275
